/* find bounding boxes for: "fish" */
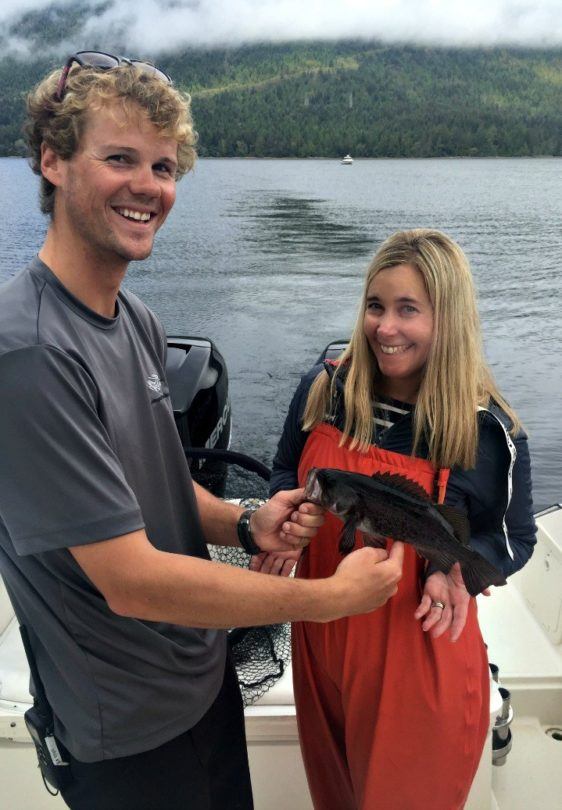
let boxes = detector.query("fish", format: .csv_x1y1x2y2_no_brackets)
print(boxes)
304,467,507,597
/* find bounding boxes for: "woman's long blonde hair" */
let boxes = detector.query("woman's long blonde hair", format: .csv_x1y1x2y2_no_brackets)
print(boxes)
303,229,520,469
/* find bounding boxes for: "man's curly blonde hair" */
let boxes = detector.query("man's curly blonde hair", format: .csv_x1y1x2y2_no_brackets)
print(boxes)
25,63,197,215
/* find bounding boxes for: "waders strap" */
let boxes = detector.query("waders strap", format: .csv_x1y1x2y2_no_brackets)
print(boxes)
434,467,450,505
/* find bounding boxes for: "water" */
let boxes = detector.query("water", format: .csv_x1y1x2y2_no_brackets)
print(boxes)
1,156,560,508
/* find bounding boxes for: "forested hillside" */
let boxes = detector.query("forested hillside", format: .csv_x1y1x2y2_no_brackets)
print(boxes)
2,37,562,158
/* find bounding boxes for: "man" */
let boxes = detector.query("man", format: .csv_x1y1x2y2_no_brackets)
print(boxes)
0,53,404,810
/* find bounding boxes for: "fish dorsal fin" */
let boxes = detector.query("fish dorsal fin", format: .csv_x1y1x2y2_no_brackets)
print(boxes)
370,471,430,503
434,504,471,545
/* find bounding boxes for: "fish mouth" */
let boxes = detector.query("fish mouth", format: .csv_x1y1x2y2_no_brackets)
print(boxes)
304,468,323,503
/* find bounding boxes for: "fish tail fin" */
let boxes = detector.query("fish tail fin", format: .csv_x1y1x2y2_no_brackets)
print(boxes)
435,504,471,545
460,552,507,597
339,516,358,555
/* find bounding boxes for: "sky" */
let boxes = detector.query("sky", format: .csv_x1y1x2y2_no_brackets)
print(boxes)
3,0,562,55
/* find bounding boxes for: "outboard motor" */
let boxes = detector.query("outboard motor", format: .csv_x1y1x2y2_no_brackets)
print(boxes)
165,338,281,707
166,337,231,496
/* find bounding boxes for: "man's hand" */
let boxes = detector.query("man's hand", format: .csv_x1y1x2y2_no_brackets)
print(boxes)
414,562,478,642
329,541,404,619
250,488,325,553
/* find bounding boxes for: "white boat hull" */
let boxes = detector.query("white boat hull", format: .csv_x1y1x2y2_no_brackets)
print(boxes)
1,505,561,808
0,677,498,810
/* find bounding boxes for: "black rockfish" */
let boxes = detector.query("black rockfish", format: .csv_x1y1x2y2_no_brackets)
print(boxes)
304,467,507,597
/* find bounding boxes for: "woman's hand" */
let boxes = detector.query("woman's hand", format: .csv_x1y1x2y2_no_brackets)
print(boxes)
249,548,302,576
414,563,472,642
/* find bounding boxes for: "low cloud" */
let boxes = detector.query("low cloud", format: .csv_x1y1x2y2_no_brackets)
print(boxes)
3,0,562,57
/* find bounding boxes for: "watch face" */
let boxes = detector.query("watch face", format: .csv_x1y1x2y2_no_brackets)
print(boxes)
239,497,266,509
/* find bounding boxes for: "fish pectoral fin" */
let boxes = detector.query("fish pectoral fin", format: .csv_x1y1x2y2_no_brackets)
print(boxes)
362,532,387,549
339,516,358,555
434,504,471,545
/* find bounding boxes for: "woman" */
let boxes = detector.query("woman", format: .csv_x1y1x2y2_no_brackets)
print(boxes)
269,229,536,810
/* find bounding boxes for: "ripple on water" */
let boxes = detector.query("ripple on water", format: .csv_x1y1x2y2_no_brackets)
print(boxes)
1,156,560,508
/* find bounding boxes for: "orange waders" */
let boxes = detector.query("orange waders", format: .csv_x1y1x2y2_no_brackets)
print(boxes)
293,424,490,810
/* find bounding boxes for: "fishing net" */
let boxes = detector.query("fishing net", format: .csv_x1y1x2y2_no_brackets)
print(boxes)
208,497,292,707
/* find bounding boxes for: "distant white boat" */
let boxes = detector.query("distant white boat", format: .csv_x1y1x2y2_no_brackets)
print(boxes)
341,154,353,165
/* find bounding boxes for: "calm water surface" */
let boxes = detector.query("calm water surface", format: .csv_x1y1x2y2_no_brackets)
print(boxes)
1,157,560,508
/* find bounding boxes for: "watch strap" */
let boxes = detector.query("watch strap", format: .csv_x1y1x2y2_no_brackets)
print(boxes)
237,508,261,555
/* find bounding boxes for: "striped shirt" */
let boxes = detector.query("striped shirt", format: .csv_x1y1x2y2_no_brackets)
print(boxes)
373,397,412,442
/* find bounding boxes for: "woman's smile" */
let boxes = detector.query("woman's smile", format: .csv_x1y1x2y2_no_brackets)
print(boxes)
378,343,412,354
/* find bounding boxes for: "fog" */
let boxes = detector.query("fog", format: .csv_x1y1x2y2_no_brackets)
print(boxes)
3,0,562,56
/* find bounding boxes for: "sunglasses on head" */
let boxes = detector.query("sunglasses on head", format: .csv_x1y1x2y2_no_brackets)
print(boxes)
54,50,172,101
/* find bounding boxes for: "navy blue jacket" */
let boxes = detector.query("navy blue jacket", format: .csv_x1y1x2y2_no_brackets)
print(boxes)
270,364,536,578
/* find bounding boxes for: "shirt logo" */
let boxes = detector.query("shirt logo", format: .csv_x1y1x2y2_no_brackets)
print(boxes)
146,373,163,393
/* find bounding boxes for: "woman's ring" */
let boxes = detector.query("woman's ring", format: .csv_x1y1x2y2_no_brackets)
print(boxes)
431,600,445,610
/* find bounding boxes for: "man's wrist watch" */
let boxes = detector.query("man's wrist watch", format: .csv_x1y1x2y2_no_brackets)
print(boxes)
237,509,261,555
